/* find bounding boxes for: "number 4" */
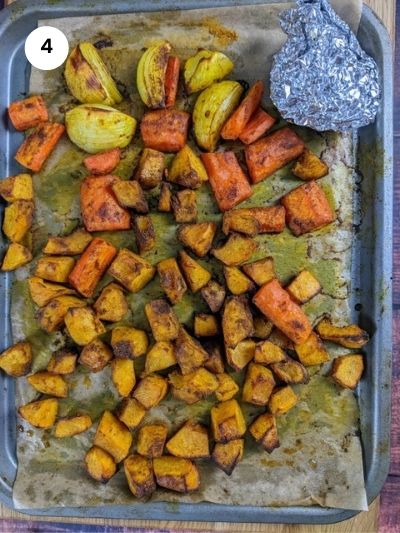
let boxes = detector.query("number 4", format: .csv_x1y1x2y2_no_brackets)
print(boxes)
41,38,53,53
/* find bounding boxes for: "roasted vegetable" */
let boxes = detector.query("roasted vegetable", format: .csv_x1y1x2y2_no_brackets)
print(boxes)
2,200,34,243
65,306,105,346
239,108,276,145
175,326,208,374
169,145,208,189
65,42,122,105
222,296,254,347
144,341,177,375
294,331,329,366
316,318,369,349
157,257,187,304
222,207,286,236
55,414,92,438
0,342,32,377
133,374,168,410
215,373,239,402
1,243,32,271
141,109,190,152
117,398,146,430
35,256,75,283
134,215,156,254
221,81,264,140
212,439,244,475
19,398,58,429
27,371,68,398
124,454,156,498
268,328,294,351
169,368,218,404
111,326,149,359
108,248,156,293
177,222,217,257
158,183,172,212
242,257,275,286
201,280,226,313
83,148,121,175
270,357,309,384
85,446,117,483
268,386,298,415
94,283,128,322
211,399,246,443
193,81,243,151
225,339,255,371
166,420,209,459
194,314,219,337
171,189,197,223
37,295,85,333
79,338,113,372
212,234,257,266
249,413,279,452
8,95,48,131
0,173,33,202
44,228,93,256
184,50,233,94
112,358,136,397
47,349,77,375
136,41,171,109
254,340,285,365
292,148,329,180
165,55,180,108
137,424,168,458
242,363,275,405
94,410,133,463
253,315,274,339
203,341,225,374
224,266,254,295
112,180,149,213
153,456,200,493
145,299,180,342
178,250,211,293
15,122,64,172
330,354,364,389
135,148,165,190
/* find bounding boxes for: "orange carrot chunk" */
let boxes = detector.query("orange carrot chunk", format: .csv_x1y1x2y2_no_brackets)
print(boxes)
201,151,252,212
239,108,276,145
165,56,180,108
80,175,131,232
83,148,121,175
69,238,117,298
15,122,65,173
221,81,264,140
8,95,49,132
253,279,312,344
245,127,305,184
141,109,190,153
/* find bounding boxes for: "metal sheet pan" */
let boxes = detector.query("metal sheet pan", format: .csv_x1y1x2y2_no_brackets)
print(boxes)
0,0,393,524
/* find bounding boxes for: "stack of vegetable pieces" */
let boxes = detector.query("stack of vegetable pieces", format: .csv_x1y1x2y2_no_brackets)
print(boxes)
0,40,369,497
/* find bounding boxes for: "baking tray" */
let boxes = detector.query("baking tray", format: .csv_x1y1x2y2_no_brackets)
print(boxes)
0,0,393,524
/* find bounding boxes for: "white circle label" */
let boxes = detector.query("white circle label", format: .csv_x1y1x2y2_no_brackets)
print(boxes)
25,26,69,71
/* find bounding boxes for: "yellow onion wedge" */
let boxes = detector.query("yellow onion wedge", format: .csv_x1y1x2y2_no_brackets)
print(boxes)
193,81,243,152
65,104,137,153
184,50,234,94
136,41,171,109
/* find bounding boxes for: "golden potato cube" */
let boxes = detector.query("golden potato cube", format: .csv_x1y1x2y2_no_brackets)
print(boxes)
292,148,329,180
242,257,275,286
253,315,274,339
27,371,68,398
0,341,32,377
112,359,136,397
135,148,165,190
3,200,34,242
94,283,128,322
249,413,279,452
144,341,177,375
124,454,156,498
134,215,156,254
94,410,132,463
242,363,275,405
108,248,155,293
194,314,219,337
175,326,208,374
222,210,260,237
0,173,33,202
268,386,298,415
270,357,309,384
28,276,76,307
47,349,77,374
35,256,75,283
43,228,93,255
222,296,254,348
169,368,218,404
1,243,32,271
133,374,168,410
157,257,187,304
158,182,172,212
216,373,239,402
212,439,244,475
178,250,211,293
55,414,92,438
211,399,246,443
37,295,85,333
201,280,226,313
137,424,168,458
65,307,105,346
226,339,255,371
111,326,148,359
177,222,217,257
286,270,321,304
153,456,200,493
224,266,254,295
166,420,209,459
117,398,146,430
331,354,364,389
316,318,369,349
203,341,225,374
171,189,197,223
168,144,208,189
254,340,286,365
212,234,257,266
294,331,329,366
85,446,117,483
111,180,149,213
79,339,113,372
145,299,180,342
19,398,58,429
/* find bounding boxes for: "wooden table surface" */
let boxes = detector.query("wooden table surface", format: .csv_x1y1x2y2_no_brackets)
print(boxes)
0,0,396,531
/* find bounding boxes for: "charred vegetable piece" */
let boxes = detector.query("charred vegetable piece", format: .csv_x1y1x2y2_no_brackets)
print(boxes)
15,122,64,172
65,307,105,346
254,340,286,365
215,373,239,401
136,41,171,109
212,439,244,475
19,398,58,429
3,200,34,243
331,354,364,389
0,342,32,377
292,148,329,180
44,228,93,256
249,413,279,452
1,243,32,271
0,173,33,202
222,207,285,236
224,266,254,295
222,296,254,348
221,80,264,140
294,331,329,366
144,341,177,375
268,328,294,351
165,55,180,108
316,318,369,349
242,257,275,286
27,371,68,398
242,363,275,405
166,420,209,459
177,222,217,257
225,339,255,371
94,283,128,322
133,375,168,410
178,251,211,293
94,410,133,463
83,148,121,175
79,339,113,372
55,415,92,438
117,398,146,430
158,183,172,212
137,424,168,458
193,314,219,337
238,108,276,144
124,454,156,498
211,399,246,443
35,256,75,283
270,357,309,384
8,95,48,131
111,327,148,359
135,148,165,190
171,189,197,223
268,386,298,416
85,446,117,483
134,215,156,254
153,456,200,493
108,248,156,293
184,50,233,94
145,299,180,342
203,341,225,374
201,280,226,313
112,180,149,213
169,368,218,404
157,257,187,304
253,315,274,339
175,326,208,375
112,359,136,397
212,234,257,266
37,295,86,333
47,349,77,375
169,145,208,189
141,109,190,153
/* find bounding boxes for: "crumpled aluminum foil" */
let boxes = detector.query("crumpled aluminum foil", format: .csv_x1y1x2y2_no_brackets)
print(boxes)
270,0,381,131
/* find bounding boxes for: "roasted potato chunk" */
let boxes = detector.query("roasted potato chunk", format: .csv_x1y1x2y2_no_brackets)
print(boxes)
168,144,208,189
137,424,168,458
1,243,32,271
166,420,209,459
124,454,156,498
3,200,34,243
201,280,226,313
85,446,117,483
19,398,58,429
294,331,329,366
144,341,177,375
169,368,218,404
222,296,254,348
316,318,369,349
43,228,92,255
177,222,217,258
0,341,32,377
222,206,285,236
145,299,179,342
94,410,133,463
249,413,279,452
226,339,255,371
134,215,156,254
175,327,208,374
153,456,200,493
112,359,136,397
111,180,149,213
135,148,165,190
79,339,113,372
270,357,309,384
253,315,274,339
212,439,244,475
178,250,211,293
28,277,76,307
65,307,105,346
35,256,75,283
203,341,225,374
117,398,146,430
242,363,275,405
242,257,275,286
55,414,92,438
171,189,197,223
157,257,187,304
286,270,321,304
194,314,219,337
108,248,155,293
133,374,168,410
211,399,246,443
37,295,85,333
254,340,286,365
224,266,254,295
268,386,298,415
111,326,149,359
216,373,239,401
47,349,77,374
292,148,329,180
27,371,68,398
212,234,257,266
94,283,128,322
158,182,172,212
0,173,33,202
331,354,364,390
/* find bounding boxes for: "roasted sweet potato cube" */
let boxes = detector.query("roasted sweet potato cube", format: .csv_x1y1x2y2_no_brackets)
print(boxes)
254,340,286,365
242,363,275,405
0,173,33,202
85,446,116,483
249,413,279,452
169,368,218,404
203,341,225,374
292,148,329,180
94,410,133,463
177,222,217,257
157,257,187,304
212,234,257,266
1,243,32,271
316,318,369,349
175,327,208,374
294,331,329,366
225,339,255,371
8,95,48,131
0,342,32,377
287,270,321,304
224,266,254,295
194,314,219,337
37,295,85,333
242,257,275,286
55,414,92,438
15,122,64,172
65,307,105,346
212,439,244,475
3,200,34,243
117,398,146,430
268,386,298,415
47,349,77,374
211,399,246,443
83,148,121,175
19,398,58,429
178,251,211,293
141,109,190,153
253,315,274,339
43,228,93,256
137,424,168,458
27,371,68,398
270,357,309,384
112,359,136,397
331,354,364,389
169,145,208,189
133,374,168,410
111,326,148,359
134,215,156,254
166,420,209,459
35,256,75,283
201,280,226,313
144,341,177,375
135,148,165,189
216,373,239,401
222,206,286,237
79,339,113,372
158,182,172,212
153,456,200,492
28,277,76,307
222,296,254,348
171,189,197,223
145,299,179,342
94,283,128,322
124,454,156,498
111,180,149,213
108,248,155,293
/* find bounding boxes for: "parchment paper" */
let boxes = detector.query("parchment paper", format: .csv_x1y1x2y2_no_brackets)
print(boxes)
12,1,367,512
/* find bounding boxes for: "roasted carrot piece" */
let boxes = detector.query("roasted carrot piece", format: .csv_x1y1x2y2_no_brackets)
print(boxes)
80,175,131,232
239,108,276,145
245,127,305,183
68,237,117,298
253,278,312,344
83,148,121,175
201,151,252,212
15,122,64,173
8,95,49,132
141,109,190,152
165,56,180,108
221,81,264,140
